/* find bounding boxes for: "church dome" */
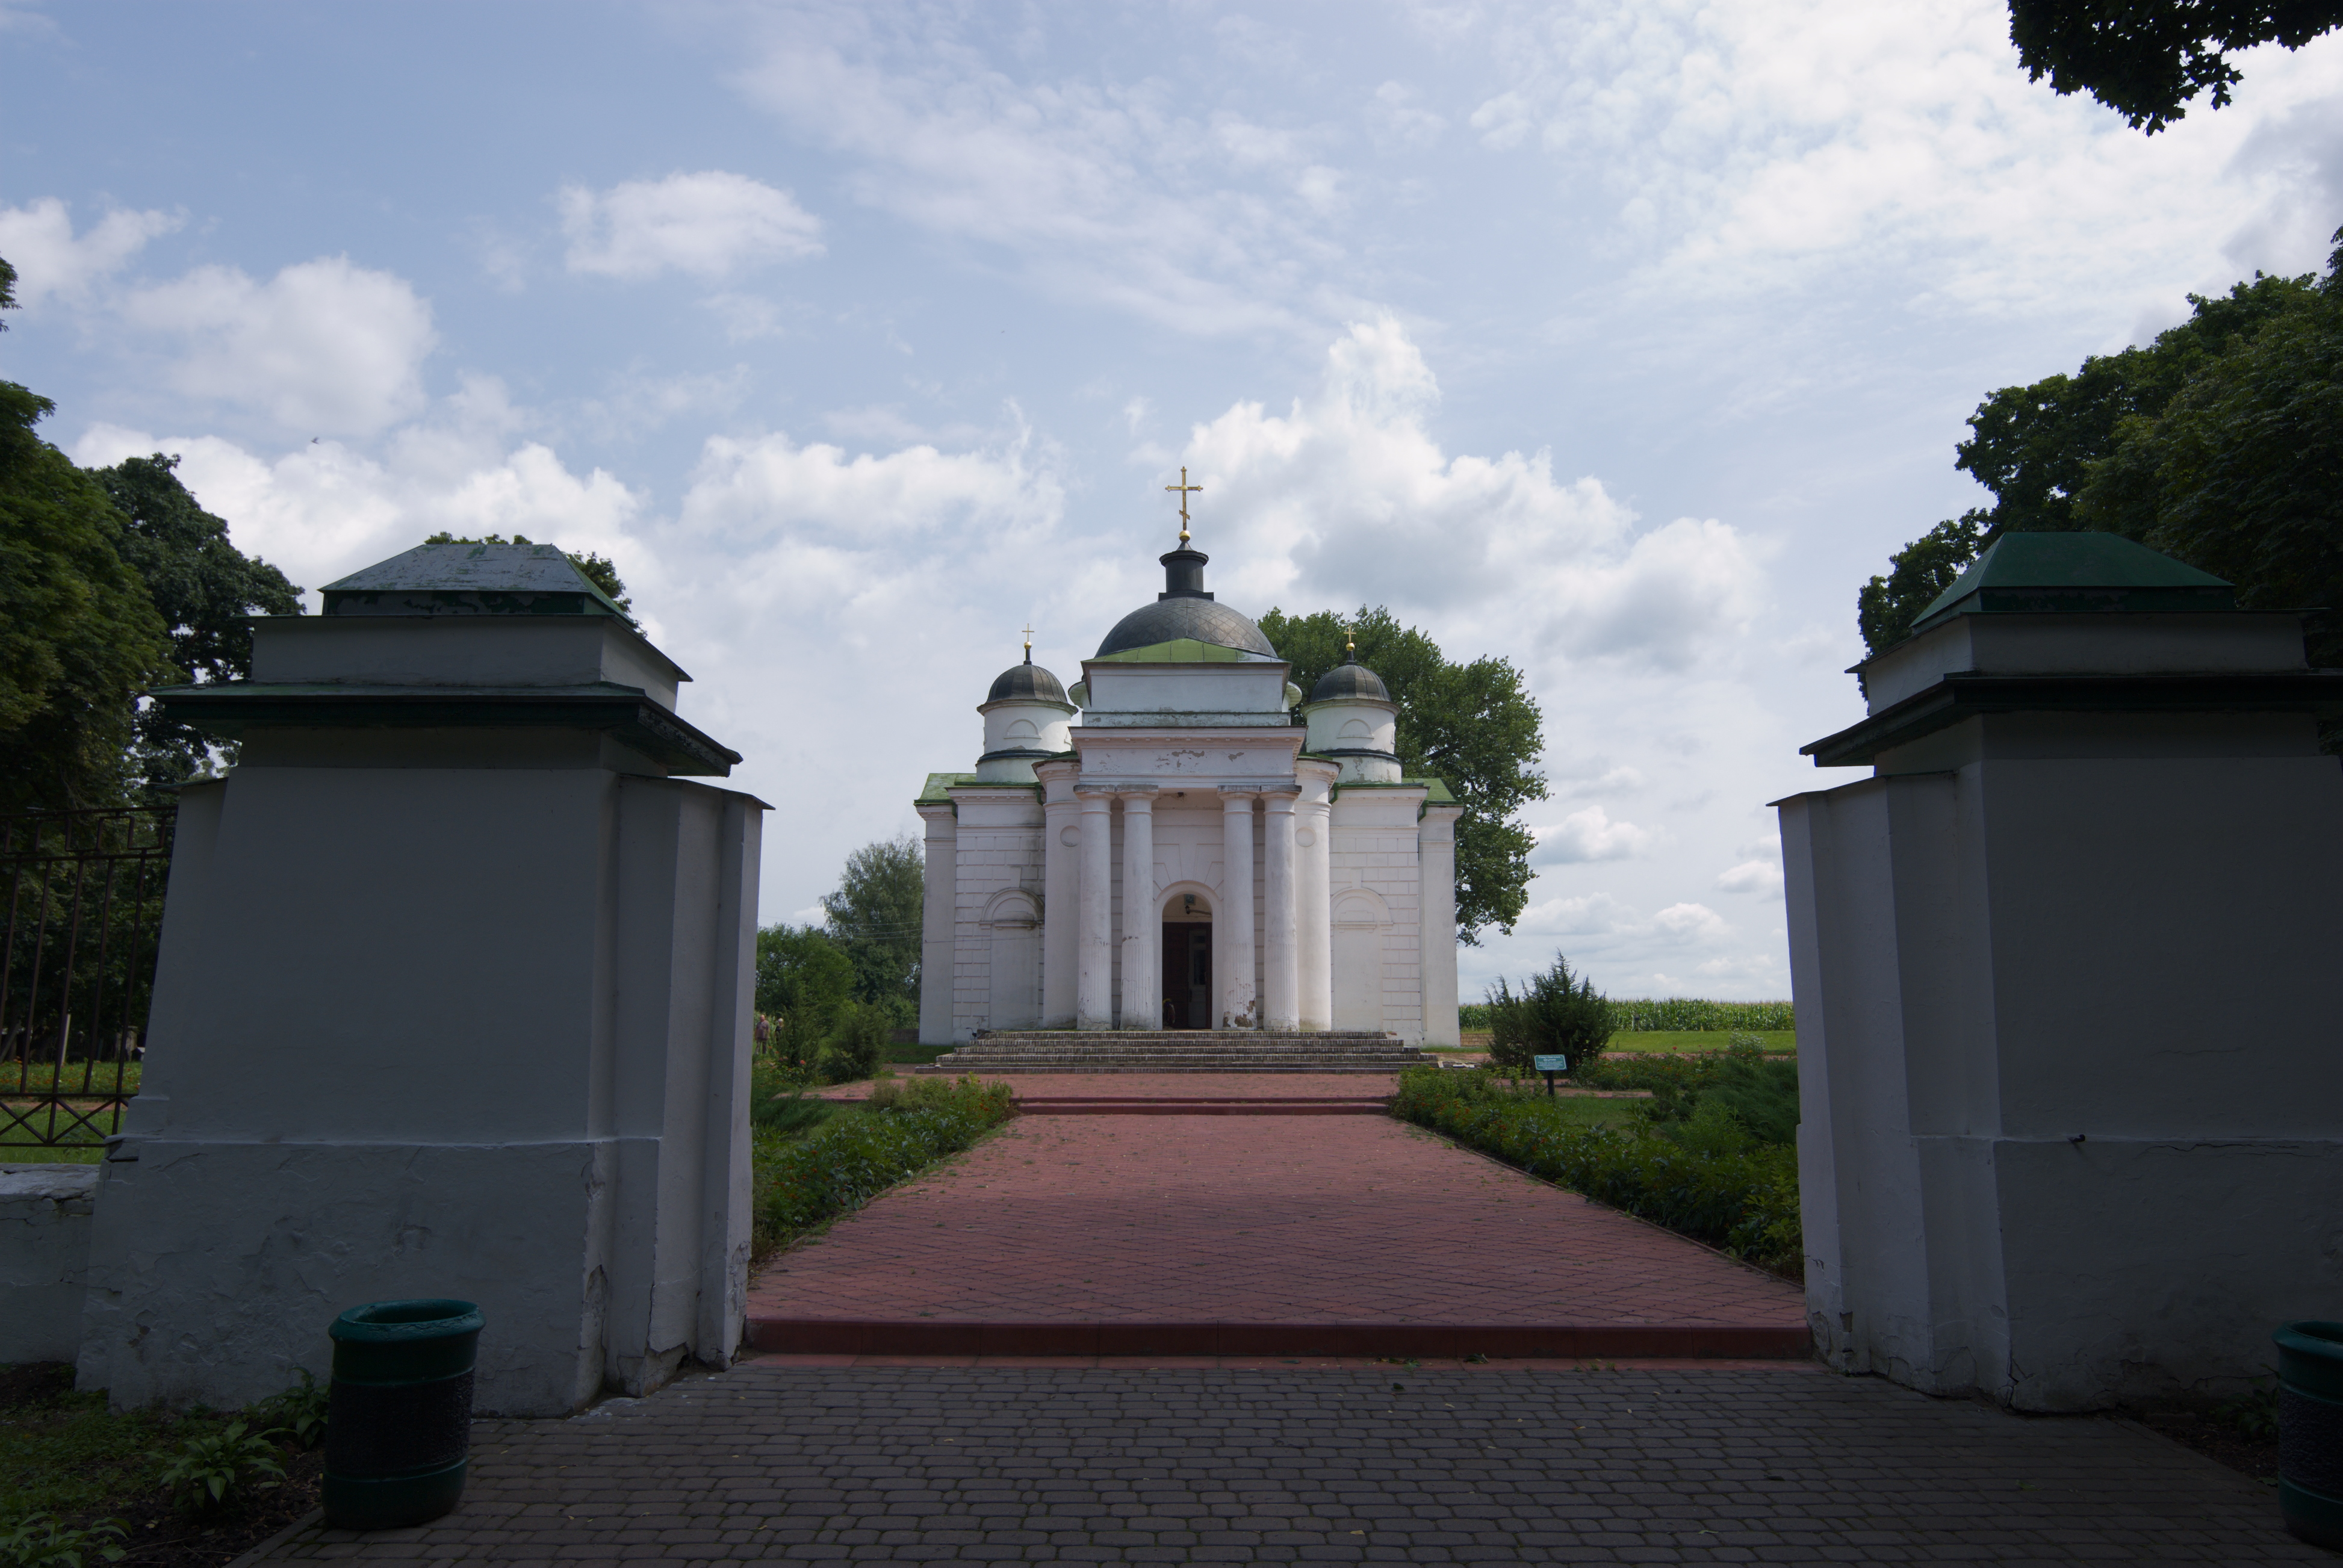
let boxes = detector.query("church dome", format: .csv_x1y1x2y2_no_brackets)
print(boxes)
1309,658,1390,704
1094,544,1277,657
986,657,1068,705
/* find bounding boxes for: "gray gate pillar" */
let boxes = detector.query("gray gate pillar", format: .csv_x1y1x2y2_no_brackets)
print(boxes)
75,543,766,1415
1779,533,2343,1411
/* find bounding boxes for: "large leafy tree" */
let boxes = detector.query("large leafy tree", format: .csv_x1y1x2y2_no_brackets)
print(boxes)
1256,606,1546,944
1858,232,2343,743
2009,0,2343,132
0,260,178,813
92,454,303,795
820,835,925,1023
1858,260,2330,661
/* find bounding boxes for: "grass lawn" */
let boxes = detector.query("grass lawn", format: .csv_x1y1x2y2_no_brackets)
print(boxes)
0,1145,105,1164
886,1044,952,1065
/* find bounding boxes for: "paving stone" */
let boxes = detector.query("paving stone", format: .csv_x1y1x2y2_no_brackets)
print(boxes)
244,1364,2320,1563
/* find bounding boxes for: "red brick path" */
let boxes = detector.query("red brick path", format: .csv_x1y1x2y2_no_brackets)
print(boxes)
747,1107,1807,1359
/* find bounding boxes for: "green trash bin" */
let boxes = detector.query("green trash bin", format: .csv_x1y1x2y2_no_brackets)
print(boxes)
2276,1320,2343,1549
321,1298,483,1531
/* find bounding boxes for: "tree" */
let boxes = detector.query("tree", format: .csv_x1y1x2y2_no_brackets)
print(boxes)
755,923,857,1073
1484,951,1612,1077
1257,606,1546,944
420,531,631,612
0,352,178,812
91,454,303,796
2008,0,2343,132
1857,262,2330,662
820,835,925,1023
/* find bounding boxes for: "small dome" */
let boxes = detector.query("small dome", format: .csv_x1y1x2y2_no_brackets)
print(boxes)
986,658,1068,704
1309,659,1390,703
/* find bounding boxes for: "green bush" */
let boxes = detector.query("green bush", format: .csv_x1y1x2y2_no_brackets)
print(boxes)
1484,952,1610,1076
1391,1065,1801,1272
0,1514,125,1568
249,1369,327,1449
155,1421,283,1515
817,999,890,1083
754,1075,1016,1255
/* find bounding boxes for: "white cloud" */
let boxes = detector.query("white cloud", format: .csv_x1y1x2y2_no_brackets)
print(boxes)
732,33,1343,335
1714,859,1784,894
1513,891,1642,937
560,170,824,281
1555,761,1648,798
1370,81,1448,149
1531,805,1653,864
1179,316,1767,669
0,198,181,305
117,256,436,438
1653,902,1731,941
70,400,641,603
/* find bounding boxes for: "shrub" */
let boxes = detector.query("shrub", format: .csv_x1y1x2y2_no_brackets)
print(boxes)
1484,952,1610,1076
0,1514,125,1568
817,999,889,1083
156,1421,284,1514
1390,1065,1801,1272
754,1075,1016,1254
249,1369,327,1449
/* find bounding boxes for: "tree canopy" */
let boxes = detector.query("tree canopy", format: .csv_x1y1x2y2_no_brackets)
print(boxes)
94,454,303,795
0,382,178,813
2008,0,2343,132
1256,606,1546,944
820,835,925,1023
1858,231,2343,737
420,531,630,611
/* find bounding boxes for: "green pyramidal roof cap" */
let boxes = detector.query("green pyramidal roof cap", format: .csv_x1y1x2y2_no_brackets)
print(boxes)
320,541,632,621
1908,532,2233,636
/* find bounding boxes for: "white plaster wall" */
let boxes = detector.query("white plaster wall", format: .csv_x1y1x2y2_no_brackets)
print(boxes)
251,617,686,708
1082,665,1288,717
78,756,762,1415
0,1165,98,1362
1037,762,1081,1029
917,806,957,1045
1328,787,1426,1040
947,787,1043,1040
1783,717,2343,1410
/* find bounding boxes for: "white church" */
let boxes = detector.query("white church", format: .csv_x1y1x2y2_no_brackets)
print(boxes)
914,512,1463,1047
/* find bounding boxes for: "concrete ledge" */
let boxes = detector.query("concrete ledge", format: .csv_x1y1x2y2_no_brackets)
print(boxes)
0,1164,99,1363
747,1318,1814,1360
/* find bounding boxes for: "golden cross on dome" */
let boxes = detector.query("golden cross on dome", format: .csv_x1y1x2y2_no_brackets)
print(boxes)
1164,467,1202,544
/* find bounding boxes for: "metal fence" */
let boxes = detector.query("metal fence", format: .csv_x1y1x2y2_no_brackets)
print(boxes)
2,805,175,1149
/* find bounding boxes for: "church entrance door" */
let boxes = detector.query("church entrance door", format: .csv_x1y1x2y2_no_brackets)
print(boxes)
1159,919,1212,1029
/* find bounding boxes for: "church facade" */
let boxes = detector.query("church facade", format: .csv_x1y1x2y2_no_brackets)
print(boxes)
914,534,1463,1044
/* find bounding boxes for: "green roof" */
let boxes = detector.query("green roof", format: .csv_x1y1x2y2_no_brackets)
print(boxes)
320,541,633,621
1087,637,1282,665
1908,533,2232,636
916,772,979,805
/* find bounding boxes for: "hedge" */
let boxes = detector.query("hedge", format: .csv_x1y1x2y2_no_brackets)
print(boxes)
1389,1066,1801,1274
753,1076,1016,1256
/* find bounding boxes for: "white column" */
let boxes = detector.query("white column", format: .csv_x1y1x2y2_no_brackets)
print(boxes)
1297,764,1335,1031
1075,788,1116,1030
1119,788,1159,1029
1418,803,1462,1046
1261,787,1300,1030
1037,761,1080,1028
916,805,958,1044
1217,787,1258,1029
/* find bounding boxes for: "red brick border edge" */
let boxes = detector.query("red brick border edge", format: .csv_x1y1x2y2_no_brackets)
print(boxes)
746,1319,1813,1360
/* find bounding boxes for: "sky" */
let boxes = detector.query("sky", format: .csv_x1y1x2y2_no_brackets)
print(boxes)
4,1,2339,1003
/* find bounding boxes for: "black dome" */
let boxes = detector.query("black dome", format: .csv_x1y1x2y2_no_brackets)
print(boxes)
1309,659,1391,703
1096,597,1277,658
986,658,1068,704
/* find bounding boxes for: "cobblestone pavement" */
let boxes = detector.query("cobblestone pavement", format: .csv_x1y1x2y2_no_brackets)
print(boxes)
250,1362,2323,1564
745,1117,1803,1332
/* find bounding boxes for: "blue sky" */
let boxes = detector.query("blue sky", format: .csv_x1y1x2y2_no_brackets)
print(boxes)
5,1,2340,1001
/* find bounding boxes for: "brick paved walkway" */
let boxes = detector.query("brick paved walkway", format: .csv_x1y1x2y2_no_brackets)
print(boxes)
746,1115,1805,1358
248,1363,2323,1563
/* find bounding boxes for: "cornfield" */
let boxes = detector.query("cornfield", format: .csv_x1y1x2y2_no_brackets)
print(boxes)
1606,999,1794,1032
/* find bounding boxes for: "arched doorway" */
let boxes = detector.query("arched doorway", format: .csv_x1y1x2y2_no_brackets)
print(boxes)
1159,888,1214,1029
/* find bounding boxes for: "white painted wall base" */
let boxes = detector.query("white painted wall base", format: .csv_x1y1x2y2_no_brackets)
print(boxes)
0,1165,98,1363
